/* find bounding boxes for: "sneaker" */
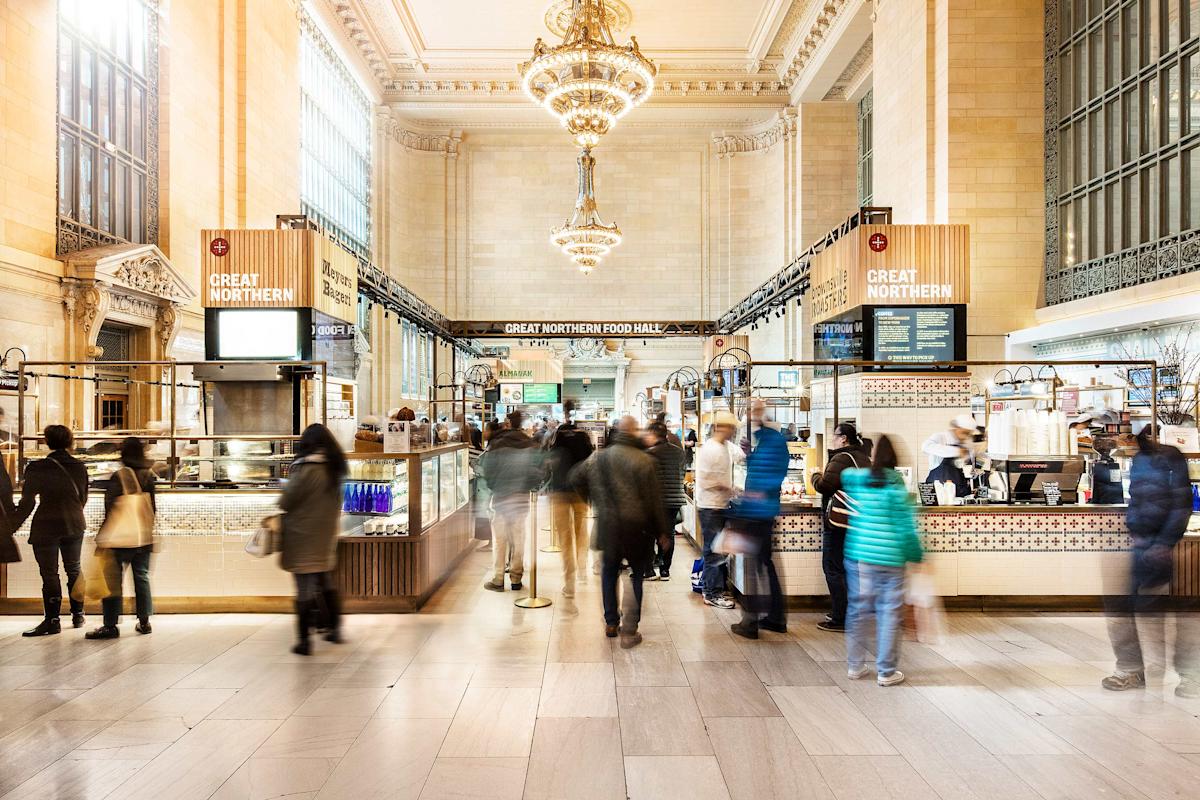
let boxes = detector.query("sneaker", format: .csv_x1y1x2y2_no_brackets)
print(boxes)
72,613,86,629
730,622,759,640
847,664,870,680
644,570,659,581
1175,679,1200,699
483,580,506,592
659,569,670,581
510,582,523,591
620,632,643,649
816,620,845,632
323,630,344,644
1101,670,1146,691
878,670,906,686
85,625,120,640
760,619,787,634
562,586,575,599
704,595,735,610
604,624,619,638
291,641,311,656
135,620,152,635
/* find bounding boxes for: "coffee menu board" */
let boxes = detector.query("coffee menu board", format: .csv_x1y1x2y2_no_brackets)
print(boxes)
872,307,956,365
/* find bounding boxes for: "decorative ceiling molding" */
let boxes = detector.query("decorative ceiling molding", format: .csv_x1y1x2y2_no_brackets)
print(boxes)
821,34,872,100
776,0,852,86
327,1,394,84
544,0,632,38
383,77,787,99
766,0,815,58
712,108,797,156
377,109,462,155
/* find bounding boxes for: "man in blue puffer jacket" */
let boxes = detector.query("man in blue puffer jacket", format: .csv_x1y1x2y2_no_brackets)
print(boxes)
730,400,791,639
1102,426,1198,696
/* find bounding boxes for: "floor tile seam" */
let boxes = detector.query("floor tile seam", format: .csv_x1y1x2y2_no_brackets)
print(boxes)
911,683,1085,758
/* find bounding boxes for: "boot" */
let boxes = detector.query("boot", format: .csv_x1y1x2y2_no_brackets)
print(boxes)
320,589,343,644
24,594,62,637
292,601,311,656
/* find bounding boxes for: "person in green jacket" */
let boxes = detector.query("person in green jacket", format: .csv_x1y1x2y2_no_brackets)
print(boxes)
841,435,923,686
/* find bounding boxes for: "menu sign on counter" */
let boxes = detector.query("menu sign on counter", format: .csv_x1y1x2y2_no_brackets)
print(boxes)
872,307,956,365
918,483,939,506
1043,481,1062,506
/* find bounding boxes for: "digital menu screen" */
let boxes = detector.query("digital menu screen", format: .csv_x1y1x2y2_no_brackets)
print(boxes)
872,306,956,365
813,317,863,376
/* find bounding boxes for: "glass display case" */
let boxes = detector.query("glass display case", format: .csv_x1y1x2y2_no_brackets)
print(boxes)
438,451,456,520
456,448,470,507
342,457,409,536
422,456,439,529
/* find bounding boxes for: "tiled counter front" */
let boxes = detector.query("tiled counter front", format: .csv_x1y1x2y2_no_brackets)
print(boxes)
737,506,1145,598
2,492,294,604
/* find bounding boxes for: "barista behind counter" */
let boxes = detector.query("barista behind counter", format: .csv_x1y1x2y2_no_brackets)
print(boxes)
1090,436,1126,504
921,414,982,497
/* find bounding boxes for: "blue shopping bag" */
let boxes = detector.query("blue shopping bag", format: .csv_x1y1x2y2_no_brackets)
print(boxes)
690,557,704,594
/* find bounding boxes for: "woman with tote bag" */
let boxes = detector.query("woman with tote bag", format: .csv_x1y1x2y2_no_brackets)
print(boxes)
85,437,156,639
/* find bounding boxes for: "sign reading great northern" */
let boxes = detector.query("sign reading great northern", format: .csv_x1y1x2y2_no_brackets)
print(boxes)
201,228,358,324
809,225,970,324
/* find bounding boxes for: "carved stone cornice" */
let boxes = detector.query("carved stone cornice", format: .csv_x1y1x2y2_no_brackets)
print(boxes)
777,0,852,86
379,111,462,156
325,1,392,85
383,77,787,99
822,34,872,100
62,243,197,304
712,108,797,156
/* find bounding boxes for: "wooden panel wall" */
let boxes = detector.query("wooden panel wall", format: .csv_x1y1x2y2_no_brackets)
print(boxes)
810,225,972,323
1173,538,1200,597
201,228,314,308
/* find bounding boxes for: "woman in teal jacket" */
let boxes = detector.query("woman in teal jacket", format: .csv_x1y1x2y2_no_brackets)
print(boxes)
841,435,923,686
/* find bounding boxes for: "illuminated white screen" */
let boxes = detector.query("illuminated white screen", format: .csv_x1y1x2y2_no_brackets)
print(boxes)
216,310,300,359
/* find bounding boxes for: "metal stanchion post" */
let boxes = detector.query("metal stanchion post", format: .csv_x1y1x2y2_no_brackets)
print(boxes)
540,497,562,554
515,491,552,608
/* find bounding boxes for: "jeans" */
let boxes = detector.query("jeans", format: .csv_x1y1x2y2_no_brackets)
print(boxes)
32,537,84,616
846,559,906,675
601,551,648,632
1105,545,1200,680
822,527,848,625
738,517,786,628
550,492,590,591
491,494,529,584
101,546,153,626
698,508,728,598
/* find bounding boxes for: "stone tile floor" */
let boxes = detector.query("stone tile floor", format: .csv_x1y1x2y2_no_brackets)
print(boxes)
2,534,1199,799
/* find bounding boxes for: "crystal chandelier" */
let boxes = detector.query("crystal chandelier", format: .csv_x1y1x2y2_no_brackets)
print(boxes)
550,148,621,275
519,0,656,148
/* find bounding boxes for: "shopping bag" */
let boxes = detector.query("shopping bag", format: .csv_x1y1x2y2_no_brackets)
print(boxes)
71,544,114,603
690,557,704,594
712,518,760,556
245,514,282,558
905,567,946,644
96,468,155,549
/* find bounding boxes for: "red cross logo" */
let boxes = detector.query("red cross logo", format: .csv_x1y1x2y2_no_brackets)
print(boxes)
868,233,888,252
210,237,230,257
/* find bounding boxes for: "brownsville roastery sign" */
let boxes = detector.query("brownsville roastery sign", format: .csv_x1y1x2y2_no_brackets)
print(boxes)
809,225,971,324
201,229,358,323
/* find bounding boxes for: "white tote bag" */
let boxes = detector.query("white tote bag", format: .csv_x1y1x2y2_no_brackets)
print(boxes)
95,468,155,549
245,514,282,558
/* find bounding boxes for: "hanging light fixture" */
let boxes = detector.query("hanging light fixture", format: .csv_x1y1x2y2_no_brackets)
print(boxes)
551,147,621,274
519,0,656,148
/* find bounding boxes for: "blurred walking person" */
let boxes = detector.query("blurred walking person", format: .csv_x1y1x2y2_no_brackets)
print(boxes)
1102,426,1198,695
841,435,923,686
86,437,156,639
0,456,18,566
730,400,790,639
279,424,347,655
477,411,542,592
695,411,742,609
15,425,89,636
811,422,871,632
545,401,595,598
572,416,666,648
645,420,685,581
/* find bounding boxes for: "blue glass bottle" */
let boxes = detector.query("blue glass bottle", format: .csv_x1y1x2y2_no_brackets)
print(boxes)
1192,484,1199,513
351,483,363,514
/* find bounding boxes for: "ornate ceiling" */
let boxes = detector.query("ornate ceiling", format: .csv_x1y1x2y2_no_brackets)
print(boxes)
319,0,874,128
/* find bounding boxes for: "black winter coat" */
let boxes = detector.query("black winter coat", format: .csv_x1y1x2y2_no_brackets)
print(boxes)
13,450,89,545
545,423,595,492
812,444,872,508
1126,444,1192,546
571,432,666,562
647,441,687,508
0,458,18,562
